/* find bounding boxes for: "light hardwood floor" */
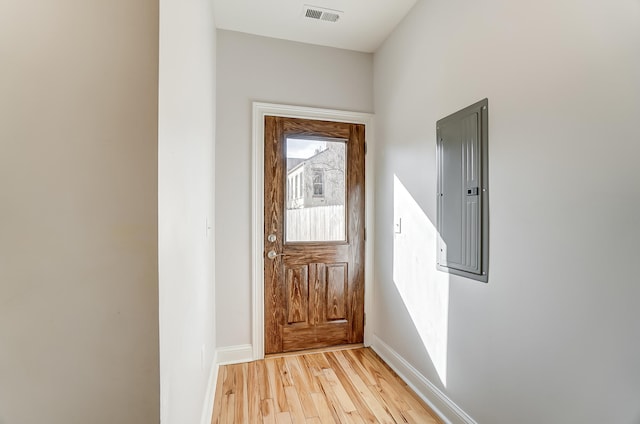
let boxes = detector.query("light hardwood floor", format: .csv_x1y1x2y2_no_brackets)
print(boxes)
210,347,442,423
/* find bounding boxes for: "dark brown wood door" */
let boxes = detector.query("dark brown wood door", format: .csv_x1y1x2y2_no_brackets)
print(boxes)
264,116,365,354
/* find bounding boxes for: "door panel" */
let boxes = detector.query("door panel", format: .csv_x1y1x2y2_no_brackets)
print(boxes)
264,116,365,354
326,264,347,320
285,265,309,324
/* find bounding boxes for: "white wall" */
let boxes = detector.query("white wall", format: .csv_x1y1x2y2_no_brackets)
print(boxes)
215,30,373,348
373,0,640,423
158,0,216,422
0,1,159,423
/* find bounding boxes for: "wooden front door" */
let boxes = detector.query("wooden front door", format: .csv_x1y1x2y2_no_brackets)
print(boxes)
264,116,365,354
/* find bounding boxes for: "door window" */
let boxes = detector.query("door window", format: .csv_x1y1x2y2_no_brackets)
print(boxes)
285,138,346,242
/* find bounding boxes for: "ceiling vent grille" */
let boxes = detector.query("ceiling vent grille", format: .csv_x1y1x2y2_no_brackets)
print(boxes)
303,5,343,23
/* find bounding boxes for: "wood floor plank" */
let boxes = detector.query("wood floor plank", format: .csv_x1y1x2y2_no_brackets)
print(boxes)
336,352,404,424
210,366,226,424
220,362,235,396
315,367,355,423
233,364,249,424
359,350,443,422
342,348,378,386
283,356,319,418
266,358,289,413
402,388,443,424
363,349,411,388
368,385,409,424
261,399,276,424
218,365,237,424
294,355,322,392
321,366,357,413
284,385,307,423
301,352,331,377
210,348,441,424
311,391,338,424
275,412,293,424
277,357,295,387
325,351,380,423
349,348,386,386
377,373,411,412
405,406,440,424
345,350,410,422
256,358,272,400
357,349,414,411
247,362,262,422
333,351,396,424
221,393,235,424
345,411,366,424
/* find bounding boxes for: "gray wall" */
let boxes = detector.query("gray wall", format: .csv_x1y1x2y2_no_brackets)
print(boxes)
158,0,217,422
0,0,159,422
215,30,373,348
373,0,640,423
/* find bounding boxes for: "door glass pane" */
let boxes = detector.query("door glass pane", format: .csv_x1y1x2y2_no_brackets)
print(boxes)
285,137,346,242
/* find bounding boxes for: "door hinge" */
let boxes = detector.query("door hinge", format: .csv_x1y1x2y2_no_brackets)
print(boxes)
364,142,367,155
364,228,366,241
364,313,366,326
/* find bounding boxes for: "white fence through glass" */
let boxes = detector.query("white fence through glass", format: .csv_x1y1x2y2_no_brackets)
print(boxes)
286,205,345,242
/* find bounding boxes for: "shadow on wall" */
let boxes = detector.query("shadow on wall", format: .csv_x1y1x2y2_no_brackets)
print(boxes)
392,174,450,387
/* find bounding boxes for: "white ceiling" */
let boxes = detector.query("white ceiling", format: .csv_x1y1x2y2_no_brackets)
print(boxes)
213,0,418,53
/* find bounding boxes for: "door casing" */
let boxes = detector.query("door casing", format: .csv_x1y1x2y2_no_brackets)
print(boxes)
251,102,375,360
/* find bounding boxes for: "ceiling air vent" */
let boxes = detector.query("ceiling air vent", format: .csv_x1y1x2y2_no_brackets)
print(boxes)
303,5,343,23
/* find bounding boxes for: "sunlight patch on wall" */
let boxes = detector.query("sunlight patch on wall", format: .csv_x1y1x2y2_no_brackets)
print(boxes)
393,174,450,386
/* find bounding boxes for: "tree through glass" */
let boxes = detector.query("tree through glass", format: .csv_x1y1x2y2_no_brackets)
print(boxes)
285,137,346,242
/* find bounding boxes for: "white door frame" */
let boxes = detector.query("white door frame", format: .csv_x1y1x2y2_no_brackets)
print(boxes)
251,102,375,359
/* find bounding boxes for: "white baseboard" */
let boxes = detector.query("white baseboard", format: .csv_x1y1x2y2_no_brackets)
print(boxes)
216,344,254,365
200,353,219,424
371,335,477,424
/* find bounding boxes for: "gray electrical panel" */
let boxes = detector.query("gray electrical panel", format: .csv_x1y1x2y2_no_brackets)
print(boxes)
436,99,489,282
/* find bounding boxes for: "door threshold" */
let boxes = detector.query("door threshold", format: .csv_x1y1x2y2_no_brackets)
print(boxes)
265,343,365,359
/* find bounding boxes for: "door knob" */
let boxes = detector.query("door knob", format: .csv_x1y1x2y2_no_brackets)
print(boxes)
267,250,284,260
